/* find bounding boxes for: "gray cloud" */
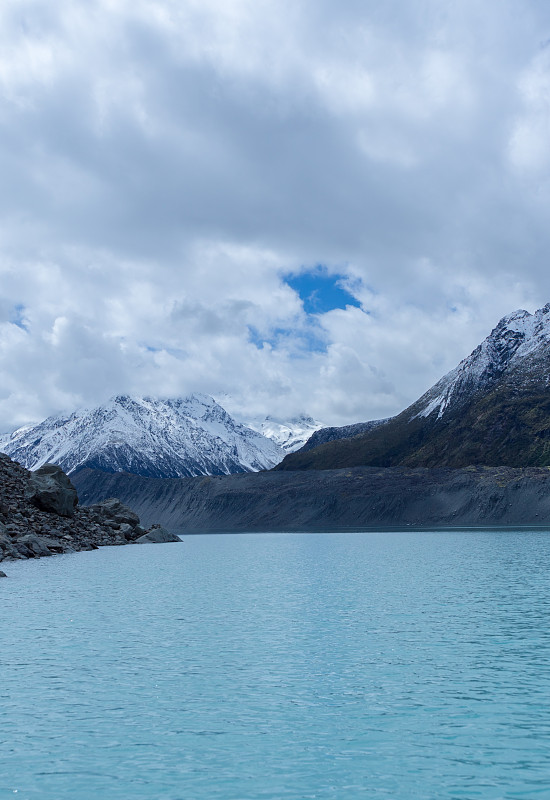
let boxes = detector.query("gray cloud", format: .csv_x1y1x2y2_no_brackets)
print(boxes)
0,0,550,430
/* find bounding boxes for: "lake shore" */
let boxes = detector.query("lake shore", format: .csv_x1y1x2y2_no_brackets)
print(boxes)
0,454,180,575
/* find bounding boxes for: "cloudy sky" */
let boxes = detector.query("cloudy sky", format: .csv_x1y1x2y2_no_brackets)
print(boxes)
1,0,550,431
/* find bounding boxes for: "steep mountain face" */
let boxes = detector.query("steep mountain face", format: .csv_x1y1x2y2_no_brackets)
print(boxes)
296,418,390,453
278,303,550,470
0,394,284,478
245,414,323,453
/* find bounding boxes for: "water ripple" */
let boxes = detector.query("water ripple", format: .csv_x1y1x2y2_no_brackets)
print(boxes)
1,531,550,798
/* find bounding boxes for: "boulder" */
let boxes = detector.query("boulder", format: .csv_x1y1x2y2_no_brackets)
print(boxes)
13,541,34,558
37,537,66,554
89,498,140,529
118,523,136,541
135,525,181,544
0,570,7,577
0,532,14,560
26,464,78,518
16,534,54,557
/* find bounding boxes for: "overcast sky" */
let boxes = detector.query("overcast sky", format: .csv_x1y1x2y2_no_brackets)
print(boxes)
1,0,550,430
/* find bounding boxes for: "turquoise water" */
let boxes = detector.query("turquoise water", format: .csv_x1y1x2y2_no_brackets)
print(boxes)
2,530,550,799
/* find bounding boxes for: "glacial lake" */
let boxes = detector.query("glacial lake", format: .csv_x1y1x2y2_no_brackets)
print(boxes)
2,530,550,800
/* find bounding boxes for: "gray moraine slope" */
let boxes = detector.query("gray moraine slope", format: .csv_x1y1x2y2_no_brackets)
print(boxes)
72,465,550,533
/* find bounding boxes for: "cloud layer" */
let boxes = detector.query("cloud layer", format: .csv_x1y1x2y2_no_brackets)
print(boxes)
1,0,550,429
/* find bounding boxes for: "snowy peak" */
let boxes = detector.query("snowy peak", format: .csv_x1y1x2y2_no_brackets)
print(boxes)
245,414,324,453
0,394,285,478
415,304,550,420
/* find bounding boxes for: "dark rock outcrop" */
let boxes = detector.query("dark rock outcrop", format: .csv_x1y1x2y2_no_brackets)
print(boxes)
26,464,78,517
0,454,181,571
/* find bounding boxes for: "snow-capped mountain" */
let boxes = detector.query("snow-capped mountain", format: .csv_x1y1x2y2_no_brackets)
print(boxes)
279,303,550,470
245,414,324,453
0,394,284,478
413,304,550,421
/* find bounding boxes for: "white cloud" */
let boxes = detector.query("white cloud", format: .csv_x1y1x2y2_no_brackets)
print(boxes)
509,49,550,172
0,0,550,431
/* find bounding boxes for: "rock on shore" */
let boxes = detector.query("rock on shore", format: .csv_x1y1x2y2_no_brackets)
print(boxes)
135,525,181,543
0,453,179,569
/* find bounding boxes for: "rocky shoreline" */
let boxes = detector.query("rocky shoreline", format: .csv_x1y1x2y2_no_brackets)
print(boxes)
0,454,180,576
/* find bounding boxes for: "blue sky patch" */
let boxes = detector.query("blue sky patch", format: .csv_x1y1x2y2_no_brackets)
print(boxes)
248,324,327,354
10,304,28,331
284,267,361,315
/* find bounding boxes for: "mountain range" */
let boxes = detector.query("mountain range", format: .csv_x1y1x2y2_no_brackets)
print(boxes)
279,303,550,471
0,395,319,478
4,302,550,513
57,302,550,531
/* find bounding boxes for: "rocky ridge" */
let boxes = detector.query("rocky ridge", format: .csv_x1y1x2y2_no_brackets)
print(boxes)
0,453,178,574
296,418,390,453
